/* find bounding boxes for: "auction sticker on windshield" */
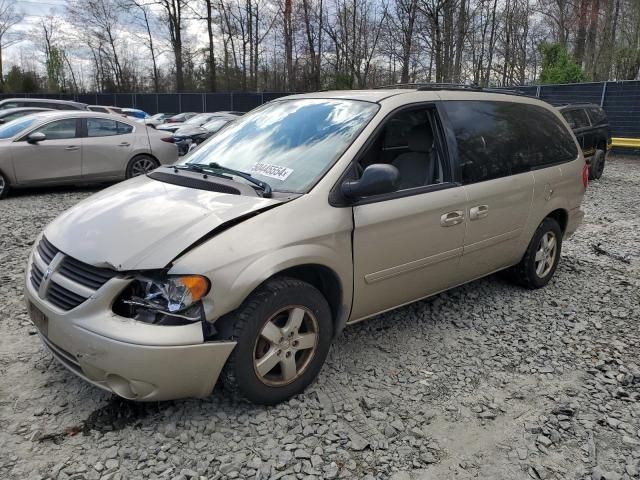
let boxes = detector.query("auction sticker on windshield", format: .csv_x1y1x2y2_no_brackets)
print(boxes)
250,163,293,181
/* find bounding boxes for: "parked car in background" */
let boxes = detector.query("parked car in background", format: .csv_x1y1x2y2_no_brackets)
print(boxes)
173,113,240,155
157,112,237,134
0,111,177,199
121,108,149,119
0,98,89,111
558,103,611,180
165,112,198,124
0,107,52,124
145,113,175,128
88,105,124,115
24,88,587,404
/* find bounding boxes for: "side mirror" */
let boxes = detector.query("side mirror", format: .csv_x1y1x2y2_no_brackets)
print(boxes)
27,132,46,144
341,163,399,199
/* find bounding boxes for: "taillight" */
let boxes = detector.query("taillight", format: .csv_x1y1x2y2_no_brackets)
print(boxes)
582,164,589,188
161,137,175,143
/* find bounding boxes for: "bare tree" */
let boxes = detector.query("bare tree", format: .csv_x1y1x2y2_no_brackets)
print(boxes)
0,0,23,91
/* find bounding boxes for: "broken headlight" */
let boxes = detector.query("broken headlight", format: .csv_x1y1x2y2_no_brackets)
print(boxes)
114,274,210,325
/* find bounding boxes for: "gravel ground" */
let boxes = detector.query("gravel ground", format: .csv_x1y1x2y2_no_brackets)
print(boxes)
1,157,639,480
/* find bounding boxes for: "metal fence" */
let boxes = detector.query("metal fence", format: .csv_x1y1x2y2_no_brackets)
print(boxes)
2,80,639,138
0,92,290,116
501,80,640,139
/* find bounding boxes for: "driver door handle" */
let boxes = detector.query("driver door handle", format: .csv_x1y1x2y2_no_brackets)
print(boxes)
118,142,131,147
65,145,79,151
441,210,464,227
469,205,489,220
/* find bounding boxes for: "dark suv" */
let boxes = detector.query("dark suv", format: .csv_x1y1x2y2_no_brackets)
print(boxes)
557,104,611,180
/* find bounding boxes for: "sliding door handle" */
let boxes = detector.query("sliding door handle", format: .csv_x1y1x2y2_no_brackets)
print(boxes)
441,210,464,227
469,205,489,220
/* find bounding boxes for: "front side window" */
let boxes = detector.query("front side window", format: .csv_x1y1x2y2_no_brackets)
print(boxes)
587,107,607,125
87,118,133,137
355,106,447,191
1,102,20,110
35,118,79,139
183,99,379,193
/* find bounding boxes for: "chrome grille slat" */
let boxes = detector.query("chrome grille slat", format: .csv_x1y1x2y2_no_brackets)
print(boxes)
30,236,118,312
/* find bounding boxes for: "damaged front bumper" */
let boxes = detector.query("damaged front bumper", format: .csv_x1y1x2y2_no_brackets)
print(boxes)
24,254,236,401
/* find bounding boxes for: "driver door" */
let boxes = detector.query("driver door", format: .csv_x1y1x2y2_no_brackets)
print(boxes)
12,118,82,184
349,105,467,321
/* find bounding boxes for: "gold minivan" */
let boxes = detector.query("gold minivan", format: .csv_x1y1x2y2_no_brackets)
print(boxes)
25,88,587,404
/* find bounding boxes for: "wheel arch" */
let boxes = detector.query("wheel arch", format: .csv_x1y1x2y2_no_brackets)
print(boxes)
213,261,349,340
546,208,568,236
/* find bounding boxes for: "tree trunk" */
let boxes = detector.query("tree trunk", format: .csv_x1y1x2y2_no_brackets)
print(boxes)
574,0,589,67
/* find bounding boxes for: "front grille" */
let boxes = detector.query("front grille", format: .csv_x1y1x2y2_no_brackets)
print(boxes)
30,236,118,311
58,256,117,290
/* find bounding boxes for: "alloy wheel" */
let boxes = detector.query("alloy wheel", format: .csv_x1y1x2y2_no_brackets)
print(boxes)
253,306,319,386
0,176,5,196
534,231,557,278
130,157,157,177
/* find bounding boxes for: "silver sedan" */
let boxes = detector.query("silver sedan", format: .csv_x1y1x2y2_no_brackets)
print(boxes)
0,111,178,199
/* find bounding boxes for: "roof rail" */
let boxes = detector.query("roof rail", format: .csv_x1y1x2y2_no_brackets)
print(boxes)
373,82,531,97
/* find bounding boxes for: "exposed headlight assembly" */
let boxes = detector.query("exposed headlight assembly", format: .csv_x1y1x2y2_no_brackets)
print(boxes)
115,274,210,325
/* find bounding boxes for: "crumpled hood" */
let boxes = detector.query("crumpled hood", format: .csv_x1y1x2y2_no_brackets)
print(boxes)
44,175,281,270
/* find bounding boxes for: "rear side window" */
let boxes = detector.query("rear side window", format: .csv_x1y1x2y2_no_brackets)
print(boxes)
443,100,578,184
87,118,133,137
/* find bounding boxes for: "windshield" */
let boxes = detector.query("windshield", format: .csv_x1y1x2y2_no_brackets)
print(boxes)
0,117,39,139
149,113,164,120
182,99,378,193
202,118,230,132
186,113,213,125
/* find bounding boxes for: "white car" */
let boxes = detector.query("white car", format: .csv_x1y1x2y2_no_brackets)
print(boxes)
0,111,178,199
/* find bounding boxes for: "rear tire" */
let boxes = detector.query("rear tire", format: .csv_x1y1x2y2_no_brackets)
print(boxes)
0,171,9,199
221,277,333,405
126,155,159,179
589,149,606,180
510,218,562,289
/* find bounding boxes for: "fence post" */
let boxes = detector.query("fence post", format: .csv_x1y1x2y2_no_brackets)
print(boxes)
156,94,159,115
230,93,234,111
536,85,541,98
178,94,182,113
600,81,608,107
202,93,206,112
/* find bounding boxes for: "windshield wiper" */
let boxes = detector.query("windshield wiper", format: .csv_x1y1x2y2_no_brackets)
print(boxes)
206,162,272,198
173,162,272,197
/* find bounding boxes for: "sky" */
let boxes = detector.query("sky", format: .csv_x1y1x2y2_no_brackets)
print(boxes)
5,0,65,69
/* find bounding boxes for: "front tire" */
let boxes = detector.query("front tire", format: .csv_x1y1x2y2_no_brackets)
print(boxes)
221,277,333,405
126,155,159,179
0,171,9,199
510,218,562,289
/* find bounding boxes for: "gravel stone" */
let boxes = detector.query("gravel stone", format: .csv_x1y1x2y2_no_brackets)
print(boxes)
1,157,640,479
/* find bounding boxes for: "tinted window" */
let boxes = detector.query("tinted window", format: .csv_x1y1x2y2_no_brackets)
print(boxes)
0,102,21,110
587,107,607,126
87,118,133,137
562,109,590,129
526,106,578,167
442,101,531,183
443,101,578,184
89,106,109,113
36,119,78,139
